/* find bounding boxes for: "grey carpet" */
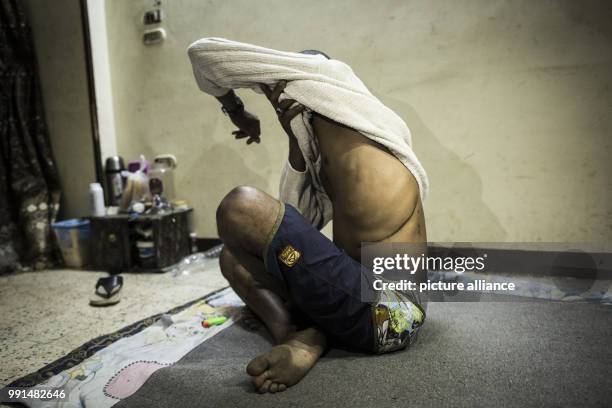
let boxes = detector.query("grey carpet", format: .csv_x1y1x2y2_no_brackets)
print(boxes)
117,301,612,408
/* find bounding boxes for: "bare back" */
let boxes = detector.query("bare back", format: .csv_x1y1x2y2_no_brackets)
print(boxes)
312,114,426,260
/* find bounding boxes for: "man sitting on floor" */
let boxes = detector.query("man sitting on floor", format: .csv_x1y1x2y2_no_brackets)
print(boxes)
188,38,429,394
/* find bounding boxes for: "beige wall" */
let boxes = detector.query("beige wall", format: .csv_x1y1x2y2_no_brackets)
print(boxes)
105,0,612,242
24,0,96,219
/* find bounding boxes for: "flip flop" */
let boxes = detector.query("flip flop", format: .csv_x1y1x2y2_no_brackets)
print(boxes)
90,275,123,306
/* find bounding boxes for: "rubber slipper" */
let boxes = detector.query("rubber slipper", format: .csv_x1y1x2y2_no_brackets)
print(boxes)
90,275,123,306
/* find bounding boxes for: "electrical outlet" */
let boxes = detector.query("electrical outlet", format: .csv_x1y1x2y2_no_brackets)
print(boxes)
143,28,166,45
143,9,164,25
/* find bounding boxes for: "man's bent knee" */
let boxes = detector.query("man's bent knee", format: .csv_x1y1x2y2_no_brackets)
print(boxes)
216,186,262,238
216,185,281,256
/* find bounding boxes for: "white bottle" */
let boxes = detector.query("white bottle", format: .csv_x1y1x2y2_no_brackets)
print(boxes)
89,183,106,217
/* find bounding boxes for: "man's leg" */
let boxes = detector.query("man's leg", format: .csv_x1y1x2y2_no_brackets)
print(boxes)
217,185,292,342
216,186,326,393
219,246,293,343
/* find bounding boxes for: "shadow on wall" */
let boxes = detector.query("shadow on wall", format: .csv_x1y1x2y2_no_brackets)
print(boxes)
559,0,612,43
386,97,508,242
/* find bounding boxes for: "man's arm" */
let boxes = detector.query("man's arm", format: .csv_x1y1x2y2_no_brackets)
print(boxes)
259,81,306,172
259,84,331,229
188,38,318,146
287,134,306,172
215,89,241,111
215,89,261,144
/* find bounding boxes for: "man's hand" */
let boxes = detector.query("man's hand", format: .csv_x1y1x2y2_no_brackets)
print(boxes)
260,81,305,140
230,110,261,145
216,90,261,145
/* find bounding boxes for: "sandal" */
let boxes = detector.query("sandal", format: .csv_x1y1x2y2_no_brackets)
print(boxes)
90,275,123,306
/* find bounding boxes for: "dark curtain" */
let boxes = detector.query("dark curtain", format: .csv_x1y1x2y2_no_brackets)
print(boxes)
0,0,61,273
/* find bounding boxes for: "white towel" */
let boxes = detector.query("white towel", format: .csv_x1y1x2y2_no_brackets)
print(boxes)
188,38,429,229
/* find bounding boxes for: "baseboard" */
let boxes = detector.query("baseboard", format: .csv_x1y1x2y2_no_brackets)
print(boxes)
195,238,222,252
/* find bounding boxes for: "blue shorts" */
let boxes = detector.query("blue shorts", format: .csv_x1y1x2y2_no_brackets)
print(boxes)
263,203,425,353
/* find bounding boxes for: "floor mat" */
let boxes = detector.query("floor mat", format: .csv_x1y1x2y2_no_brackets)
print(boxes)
116,300,612,408
2,287,243,407
5,287,230,389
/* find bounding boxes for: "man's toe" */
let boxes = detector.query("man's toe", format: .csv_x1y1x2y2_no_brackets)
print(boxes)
246,354,269,376
258,379,272,394
278,384,287,392
269,383,278,393
252,370,271,389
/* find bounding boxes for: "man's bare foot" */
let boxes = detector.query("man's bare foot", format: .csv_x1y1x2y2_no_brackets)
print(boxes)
246,328,326,393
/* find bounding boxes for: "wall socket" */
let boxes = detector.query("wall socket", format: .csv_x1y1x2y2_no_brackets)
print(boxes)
143,9,164,25
143,28,166,45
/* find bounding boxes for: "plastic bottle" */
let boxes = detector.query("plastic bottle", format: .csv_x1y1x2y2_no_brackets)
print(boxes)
149,154,177,203
89,183,106,217
170,244,224,277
